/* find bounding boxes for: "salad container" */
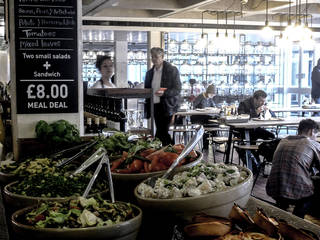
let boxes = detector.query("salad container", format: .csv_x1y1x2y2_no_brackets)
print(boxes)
11,200,142,240
3,181,109,209
134,164,253,220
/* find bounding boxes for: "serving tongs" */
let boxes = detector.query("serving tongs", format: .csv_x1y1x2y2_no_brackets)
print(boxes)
70,147,115,203
145,125,204,188
55,140,98,168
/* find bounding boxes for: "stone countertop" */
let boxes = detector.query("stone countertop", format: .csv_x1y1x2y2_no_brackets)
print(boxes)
0,187,9,240
246,197,320,238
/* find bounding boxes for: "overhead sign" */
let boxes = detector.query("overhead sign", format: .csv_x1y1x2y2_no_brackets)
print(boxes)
14,0,78,114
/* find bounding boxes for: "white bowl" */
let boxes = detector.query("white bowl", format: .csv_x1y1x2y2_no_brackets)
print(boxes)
112,151,202,202
111,150,203,182
11,201,142,240
134,165,253,220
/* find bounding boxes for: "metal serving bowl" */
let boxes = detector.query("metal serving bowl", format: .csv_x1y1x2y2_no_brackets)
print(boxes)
134,165,253,220
11,202,142,240
3,181,108,209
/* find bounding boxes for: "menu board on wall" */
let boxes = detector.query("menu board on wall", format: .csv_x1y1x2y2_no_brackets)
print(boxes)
14,0,78,114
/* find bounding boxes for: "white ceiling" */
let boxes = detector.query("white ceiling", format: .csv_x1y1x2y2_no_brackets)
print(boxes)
82,0,320,30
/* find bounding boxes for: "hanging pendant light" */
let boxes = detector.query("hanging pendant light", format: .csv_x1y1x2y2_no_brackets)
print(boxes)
300,0,314,46
216,11,220,38
284,0,294,40
262,0,273,34
224,11,228,38
195,11,207,50
233,12,237,39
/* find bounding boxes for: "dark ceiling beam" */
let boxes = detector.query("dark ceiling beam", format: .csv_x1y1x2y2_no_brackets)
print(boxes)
83,19,320,32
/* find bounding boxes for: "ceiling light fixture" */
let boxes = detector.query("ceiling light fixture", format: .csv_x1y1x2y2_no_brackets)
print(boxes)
284,0,313,44
195,11,207,51
225,11,228,38
216,11,219,38
233,12,236,39
262,0,273,34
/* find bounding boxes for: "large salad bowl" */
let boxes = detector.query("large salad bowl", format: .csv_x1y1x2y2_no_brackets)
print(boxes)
3,181,108,209
11,200,142,240
112,150,202,202
134,164,253,220
111,150,203,182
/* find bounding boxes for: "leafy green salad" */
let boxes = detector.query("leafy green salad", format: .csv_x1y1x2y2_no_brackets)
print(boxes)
23,195,137,228
9,172,108,198
95,132,162,156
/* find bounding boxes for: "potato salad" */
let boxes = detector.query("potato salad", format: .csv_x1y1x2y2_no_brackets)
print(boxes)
137,163,248,199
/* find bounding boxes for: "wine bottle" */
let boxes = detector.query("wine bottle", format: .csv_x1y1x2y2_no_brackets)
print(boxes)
92,117,100,133
85,118,93,134
100,117,107,132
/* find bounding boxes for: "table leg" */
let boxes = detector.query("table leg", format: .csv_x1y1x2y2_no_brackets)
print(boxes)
225,126,234,164
244,130,252,171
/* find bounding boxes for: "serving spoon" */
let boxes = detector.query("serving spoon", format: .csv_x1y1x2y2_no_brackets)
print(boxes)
145,125,204,188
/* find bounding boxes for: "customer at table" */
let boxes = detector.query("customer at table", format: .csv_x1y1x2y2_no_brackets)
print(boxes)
144,47,181,146
237,90,275,141
191,84,217,149
266,119,320,219
193,84,216,109
91,55,116,88
311,58,320,115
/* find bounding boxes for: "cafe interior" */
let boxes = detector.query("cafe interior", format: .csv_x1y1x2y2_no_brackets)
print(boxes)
1,0,320,239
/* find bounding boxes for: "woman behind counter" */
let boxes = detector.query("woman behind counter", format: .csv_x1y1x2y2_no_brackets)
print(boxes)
90,55,116,88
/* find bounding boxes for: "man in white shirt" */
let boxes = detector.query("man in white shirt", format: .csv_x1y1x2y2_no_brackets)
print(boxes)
144,47,181,145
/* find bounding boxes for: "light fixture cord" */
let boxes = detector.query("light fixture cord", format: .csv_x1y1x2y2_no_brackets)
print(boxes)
225,11,228,36
216,11,219,37
201,11,204,37
305,0,308,26
288,0,291,25
266,0,268,23
298,0,301,24
295,0,298,23
233,12,236,36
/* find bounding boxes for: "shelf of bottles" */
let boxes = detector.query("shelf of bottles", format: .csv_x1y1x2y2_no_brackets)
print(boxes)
84,88,154,135
84,94,126,133
164,32,280,103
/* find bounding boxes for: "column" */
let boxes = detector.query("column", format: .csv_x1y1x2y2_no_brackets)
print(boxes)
147,31,163,69
114,31,128,88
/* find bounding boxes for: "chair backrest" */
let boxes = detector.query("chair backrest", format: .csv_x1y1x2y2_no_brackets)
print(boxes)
257,138,281,162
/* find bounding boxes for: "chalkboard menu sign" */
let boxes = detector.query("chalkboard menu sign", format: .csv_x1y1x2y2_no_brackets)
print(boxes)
14,0,78,114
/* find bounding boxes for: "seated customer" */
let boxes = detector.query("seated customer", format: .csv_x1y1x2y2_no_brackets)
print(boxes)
238,90,275,142
191,84,217,125
190,84,217,149
236,90,276,172
266,119,320,219
193,84,216,109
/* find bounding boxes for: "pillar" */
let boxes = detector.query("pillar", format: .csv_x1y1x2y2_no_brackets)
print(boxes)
114,31,128,88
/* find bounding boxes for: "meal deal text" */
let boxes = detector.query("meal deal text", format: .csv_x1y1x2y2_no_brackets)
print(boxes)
14,0,78,114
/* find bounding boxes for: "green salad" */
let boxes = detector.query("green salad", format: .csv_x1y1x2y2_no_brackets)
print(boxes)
23,196,137,228
10,173,108,198
0,157,78,177
95,132,162,156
